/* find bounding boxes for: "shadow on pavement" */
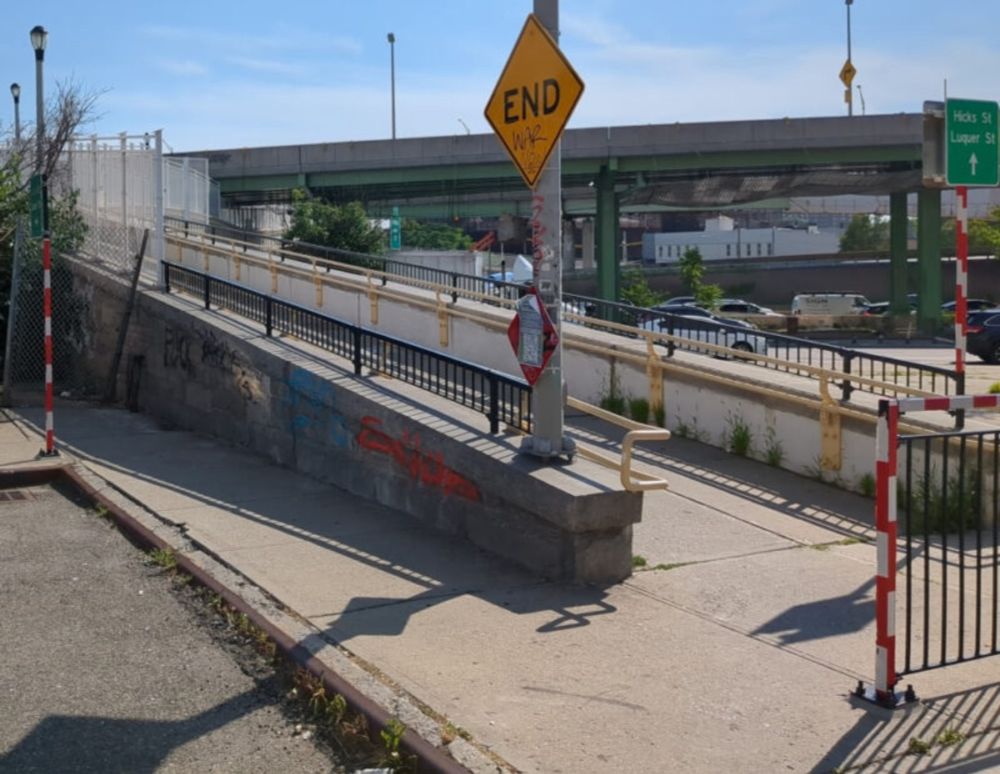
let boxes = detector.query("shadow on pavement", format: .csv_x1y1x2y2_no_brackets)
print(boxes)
0,688,267,773
753,578,875,645
567,412,875,539
20,407,618,649
814,682,1000,773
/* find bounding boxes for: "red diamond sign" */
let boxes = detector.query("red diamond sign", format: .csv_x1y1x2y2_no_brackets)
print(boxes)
507,289,558,386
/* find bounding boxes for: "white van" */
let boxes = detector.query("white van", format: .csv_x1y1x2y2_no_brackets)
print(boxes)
791,292,870,316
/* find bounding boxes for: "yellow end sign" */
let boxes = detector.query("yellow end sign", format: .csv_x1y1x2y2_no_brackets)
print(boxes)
839,59,856,88
484,14,584,189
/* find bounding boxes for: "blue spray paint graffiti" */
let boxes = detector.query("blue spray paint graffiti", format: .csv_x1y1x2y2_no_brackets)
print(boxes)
283,366,350,448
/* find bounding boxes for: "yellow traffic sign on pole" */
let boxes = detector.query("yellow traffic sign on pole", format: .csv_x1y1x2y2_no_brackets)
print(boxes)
839,59,856,88
484,13,584,189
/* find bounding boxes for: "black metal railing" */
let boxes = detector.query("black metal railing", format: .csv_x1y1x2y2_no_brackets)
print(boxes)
897,427,1000,676
564,292,961,404
166,216,526,302
163,262,532,434
166,218,960,405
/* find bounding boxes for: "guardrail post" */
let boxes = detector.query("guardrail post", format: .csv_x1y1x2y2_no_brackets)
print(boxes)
203,274,211,309
666,317,676,358
488,376,500,434
265,296,273,337
163,263,171,292
955,371,966,429
451,274,459,304
352,328,363,375
841,350,855,401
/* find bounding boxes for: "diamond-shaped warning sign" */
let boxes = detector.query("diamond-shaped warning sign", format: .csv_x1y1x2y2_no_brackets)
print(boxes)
484,14,584,189
839,59,856,88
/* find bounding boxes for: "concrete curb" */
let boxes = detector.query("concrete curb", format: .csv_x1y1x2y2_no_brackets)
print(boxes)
0,463,505,774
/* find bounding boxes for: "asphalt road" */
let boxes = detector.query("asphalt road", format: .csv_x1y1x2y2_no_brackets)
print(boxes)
0,482,344,774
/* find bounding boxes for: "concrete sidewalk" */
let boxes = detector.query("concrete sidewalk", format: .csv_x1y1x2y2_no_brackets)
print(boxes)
4,404,1000,772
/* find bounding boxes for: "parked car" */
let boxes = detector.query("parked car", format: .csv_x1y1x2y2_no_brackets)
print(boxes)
966,309,1000,363
640,306,768,356
662,295,698,307
942,299,994,313
716,298,783,318
862,300,915,316
791,292,870,316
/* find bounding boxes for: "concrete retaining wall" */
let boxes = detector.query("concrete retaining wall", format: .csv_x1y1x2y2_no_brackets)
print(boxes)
164,242,882,490
70,260,641,584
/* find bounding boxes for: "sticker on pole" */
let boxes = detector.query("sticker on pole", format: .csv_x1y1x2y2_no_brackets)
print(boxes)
484,13,584,189
507,288,558,386
29,174,48,239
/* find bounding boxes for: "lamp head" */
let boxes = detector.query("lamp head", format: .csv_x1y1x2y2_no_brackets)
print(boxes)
30,25,48,57
387,32,395,44
10,83,20,101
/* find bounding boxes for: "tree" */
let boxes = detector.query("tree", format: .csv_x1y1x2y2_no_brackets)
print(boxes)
678,247,705,292
678,247,722,309
969,206,1000,258
283,191,385,255
401,219,472,250
619,268,663,308
2,81,100,382
839,214,889,252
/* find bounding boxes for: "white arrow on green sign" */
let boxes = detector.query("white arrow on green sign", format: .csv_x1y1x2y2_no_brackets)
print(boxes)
945,98,999,187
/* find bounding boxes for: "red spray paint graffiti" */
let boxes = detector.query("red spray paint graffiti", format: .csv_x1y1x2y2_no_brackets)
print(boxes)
357,416,480,502
530,192,547,281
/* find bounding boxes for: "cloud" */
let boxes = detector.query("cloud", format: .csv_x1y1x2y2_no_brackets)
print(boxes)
224,57,306,76
154,59,209,77
139,24,361,57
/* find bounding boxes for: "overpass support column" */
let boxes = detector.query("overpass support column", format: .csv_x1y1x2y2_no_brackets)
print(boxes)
595,162,619,302
889,192,909,314
916,188,942,334
581,220,595,270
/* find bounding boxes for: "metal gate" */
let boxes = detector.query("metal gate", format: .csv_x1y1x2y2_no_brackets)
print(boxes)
866,395,1000,707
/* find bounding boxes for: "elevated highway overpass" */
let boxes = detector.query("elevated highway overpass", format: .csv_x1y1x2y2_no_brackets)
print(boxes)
186,112,949,326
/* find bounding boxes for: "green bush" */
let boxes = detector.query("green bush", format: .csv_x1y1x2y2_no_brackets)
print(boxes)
628,397,650,424
899,468,981,534
600,394,627,416
726,414,752,457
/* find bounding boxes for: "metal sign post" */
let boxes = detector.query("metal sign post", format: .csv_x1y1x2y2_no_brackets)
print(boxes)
485,0,583,460
526,16,571,459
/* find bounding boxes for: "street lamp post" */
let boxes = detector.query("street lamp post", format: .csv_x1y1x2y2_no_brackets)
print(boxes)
30,24,55,455
387,32,396,140
10,83,21,144
845,0,854,117
31,25,46,172
2,84,23,406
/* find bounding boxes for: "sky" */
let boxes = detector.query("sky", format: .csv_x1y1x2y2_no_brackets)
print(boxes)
3,1,1000,154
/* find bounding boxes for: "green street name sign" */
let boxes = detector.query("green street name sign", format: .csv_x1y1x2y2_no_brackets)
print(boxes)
29,174,48,238
945,98,999,187
389,206,401,251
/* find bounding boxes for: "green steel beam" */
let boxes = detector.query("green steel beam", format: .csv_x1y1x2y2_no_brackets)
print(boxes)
220,143,923,201
595,163,619,302
889,192,909,314
916,188,942,333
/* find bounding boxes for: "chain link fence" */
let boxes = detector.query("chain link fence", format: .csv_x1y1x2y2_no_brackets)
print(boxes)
4,131,209,403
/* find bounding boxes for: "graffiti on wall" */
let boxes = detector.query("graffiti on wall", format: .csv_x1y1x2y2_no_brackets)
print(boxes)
163,327,194,374
162,326,262,404
357,416,480,501
283,366,350,449
199,329,262,404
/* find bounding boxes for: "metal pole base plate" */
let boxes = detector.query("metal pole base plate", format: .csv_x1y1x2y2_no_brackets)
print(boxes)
519,435,577,463
852,680,918,710
36,449,60,459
